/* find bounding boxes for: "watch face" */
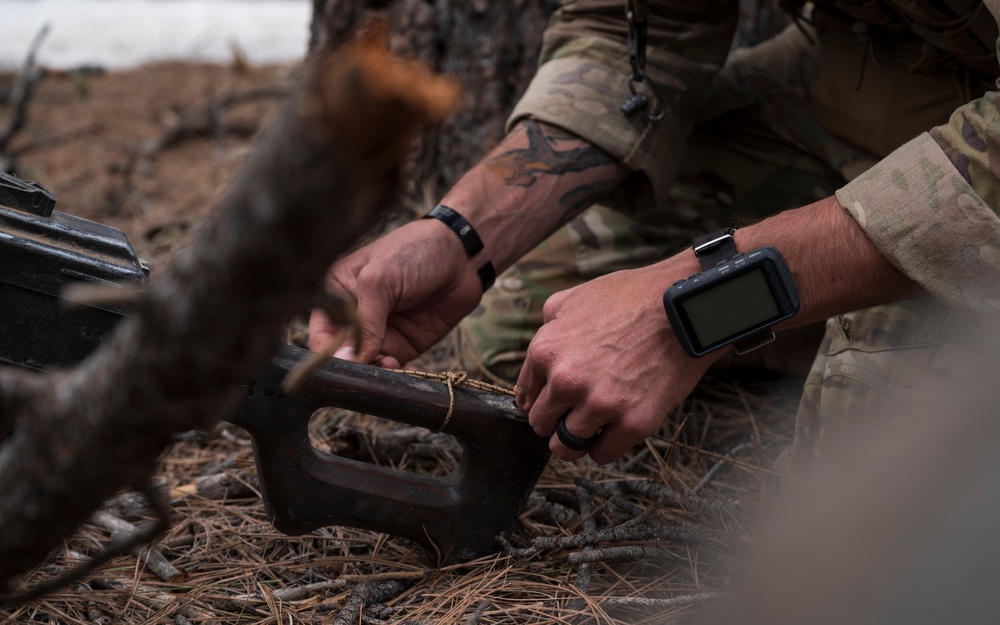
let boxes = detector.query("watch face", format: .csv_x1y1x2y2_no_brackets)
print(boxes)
680,266,781,349
663,247,800,356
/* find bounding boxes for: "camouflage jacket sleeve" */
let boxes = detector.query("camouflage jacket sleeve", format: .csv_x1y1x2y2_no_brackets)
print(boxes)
507,0,738,207
835,5,1000,319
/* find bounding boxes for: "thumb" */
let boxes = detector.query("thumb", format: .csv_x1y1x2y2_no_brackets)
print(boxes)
349,291,391,364
308,307,345,353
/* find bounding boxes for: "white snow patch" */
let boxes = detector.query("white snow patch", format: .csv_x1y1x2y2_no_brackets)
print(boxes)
0,0,311,70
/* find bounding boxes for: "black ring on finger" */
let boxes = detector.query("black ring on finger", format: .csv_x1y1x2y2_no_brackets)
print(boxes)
556,414,600,451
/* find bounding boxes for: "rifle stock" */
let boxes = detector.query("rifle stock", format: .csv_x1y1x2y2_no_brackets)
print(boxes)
228,344,550,564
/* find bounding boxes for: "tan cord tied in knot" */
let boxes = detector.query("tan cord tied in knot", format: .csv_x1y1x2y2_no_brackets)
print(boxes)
388,368,516,431
435,371,468,433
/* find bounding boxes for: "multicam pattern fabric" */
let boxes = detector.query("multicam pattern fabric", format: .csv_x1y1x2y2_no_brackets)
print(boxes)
462,0,1000,468
838,133,1000,319
508,0,739,210
775,297,953,477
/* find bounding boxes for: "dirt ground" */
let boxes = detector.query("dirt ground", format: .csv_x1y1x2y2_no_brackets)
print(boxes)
2,60,295,270
0,61,802,625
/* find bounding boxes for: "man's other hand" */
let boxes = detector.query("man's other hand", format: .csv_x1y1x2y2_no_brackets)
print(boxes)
515,255,722,464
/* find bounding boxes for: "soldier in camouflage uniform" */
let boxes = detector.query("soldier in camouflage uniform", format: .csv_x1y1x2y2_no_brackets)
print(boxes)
311,0,1000,468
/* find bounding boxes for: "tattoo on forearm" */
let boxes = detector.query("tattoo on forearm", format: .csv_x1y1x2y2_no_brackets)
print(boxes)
484,120,618,188
558,180,622,226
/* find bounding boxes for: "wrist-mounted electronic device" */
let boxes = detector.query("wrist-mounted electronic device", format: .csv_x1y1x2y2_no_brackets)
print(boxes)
662,228,799,357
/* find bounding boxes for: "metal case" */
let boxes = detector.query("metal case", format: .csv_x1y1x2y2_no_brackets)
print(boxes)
0,173,146,369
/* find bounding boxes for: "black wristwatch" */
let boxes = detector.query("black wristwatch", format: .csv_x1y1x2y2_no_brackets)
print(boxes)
662,228,800,357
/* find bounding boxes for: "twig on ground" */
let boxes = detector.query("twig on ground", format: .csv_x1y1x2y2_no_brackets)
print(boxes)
693,441,755,494
524,493,580,528
464,599,491,625
501,519,708,559
567,485,597,611
622,479,733,514
602,590,727,609
273,579,348,602
170,470,259,502
90,511,183,583
0,479,171,609
568,545,682,566
331,581,409,625
93,578,216,624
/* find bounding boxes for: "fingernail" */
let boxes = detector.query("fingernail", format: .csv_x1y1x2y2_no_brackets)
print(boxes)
334,346,356,361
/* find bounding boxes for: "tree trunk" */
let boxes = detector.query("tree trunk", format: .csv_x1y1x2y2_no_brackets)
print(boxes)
310,0,560,204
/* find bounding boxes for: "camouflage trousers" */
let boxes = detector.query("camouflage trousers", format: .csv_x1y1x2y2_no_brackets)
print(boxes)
458,24,960,465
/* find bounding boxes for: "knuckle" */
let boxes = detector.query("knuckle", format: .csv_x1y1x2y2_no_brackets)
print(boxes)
587,395,618,417
619,416,656,442
543,288,567,309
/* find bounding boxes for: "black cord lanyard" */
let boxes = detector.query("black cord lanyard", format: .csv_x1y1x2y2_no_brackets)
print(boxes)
622,0,666,122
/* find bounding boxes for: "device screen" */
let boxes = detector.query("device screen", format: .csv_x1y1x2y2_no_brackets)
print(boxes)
680,266,781,348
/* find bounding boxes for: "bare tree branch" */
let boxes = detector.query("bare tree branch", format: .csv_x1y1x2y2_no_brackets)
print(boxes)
0,24,50,166
0,26,459,594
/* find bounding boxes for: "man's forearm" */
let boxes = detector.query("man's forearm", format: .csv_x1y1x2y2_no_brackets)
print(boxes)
735,196,922,328
439,119,630,272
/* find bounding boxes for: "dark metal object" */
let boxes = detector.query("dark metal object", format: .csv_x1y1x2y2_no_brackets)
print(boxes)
0,172,148,369
0,174,56,217
622,7,666,122
230,344,551,564
0,173,551,564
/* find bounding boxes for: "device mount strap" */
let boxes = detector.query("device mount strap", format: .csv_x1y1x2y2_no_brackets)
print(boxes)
692,228,737,270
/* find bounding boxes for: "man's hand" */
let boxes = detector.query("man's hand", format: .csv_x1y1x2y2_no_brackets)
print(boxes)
515,254,725,464
309,119,629,368
308,218,484,368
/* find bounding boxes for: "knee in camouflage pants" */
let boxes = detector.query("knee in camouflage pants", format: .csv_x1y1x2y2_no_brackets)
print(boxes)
458,24,963,465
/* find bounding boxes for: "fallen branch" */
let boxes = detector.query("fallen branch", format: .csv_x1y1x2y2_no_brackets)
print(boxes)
92,578,216,624
567,484,597,612
7,121,105,158
332,581,409,625
90,511,183,583
464,599,491,625
602,590,727,609
0,24,459,595
0,24,50,170
499,522,705,559
141,86,292,157
567,545,682,566
693,441,755,494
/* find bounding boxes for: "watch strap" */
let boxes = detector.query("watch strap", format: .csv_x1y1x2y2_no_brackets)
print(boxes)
423,204,495,292
476,260,496,291
692,228,737,270
733,329,776,355
423,204,485,257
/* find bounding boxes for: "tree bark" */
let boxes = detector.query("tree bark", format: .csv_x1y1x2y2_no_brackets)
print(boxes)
310,0,560,202
0,30,458,590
